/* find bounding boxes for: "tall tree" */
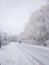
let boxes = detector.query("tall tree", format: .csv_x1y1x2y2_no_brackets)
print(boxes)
23,3,49,45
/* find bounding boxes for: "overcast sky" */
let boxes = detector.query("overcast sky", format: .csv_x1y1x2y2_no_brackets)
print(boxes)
0,0,46,35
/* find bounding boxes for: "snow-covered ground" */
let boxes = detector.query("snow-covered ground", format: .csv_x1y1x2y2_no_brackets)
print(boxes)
0,42,49,65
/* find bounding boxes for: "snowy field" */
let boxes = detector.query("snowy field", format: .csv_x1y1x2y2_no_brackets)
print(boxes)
0,42,49,65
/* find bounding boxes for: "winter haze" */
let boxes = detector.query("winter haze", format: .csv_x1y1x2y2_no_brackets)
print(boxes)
0,0,46,35
0,0,49,65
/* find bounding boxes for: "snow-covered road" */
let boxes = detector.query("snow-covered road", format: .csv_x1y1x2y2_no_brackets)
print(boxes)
0,42,49,65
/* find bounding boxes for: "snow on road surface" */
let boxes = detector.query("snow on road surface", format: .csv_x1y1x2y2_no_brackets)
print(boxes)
0,42,49,65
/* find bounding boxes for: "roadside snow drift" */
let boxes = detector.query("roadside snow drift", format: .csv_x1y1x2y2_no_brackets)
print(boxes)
0,42,49,65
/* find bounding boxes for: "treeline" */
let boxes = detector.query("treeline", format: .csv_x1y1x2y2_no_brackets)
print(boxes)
17,2,49,47
0,31,17,46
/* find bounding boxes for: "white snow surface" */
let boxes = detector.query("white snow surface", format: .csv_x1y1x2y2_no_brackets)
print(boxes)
0,42,49,65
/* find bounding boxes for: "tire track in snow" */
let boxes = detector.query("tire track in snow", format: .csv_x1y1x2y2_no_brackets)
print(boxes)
17,43,49,65
16,44,44,65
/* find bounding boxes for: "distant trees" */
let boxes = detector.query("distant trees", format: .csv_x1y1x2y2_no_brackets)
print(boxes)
0,32,9,46
18,3,49,46
0,31,17,46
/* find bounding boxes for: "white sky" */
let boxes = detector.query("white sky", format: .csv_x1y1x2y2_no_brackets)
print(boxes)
0,0,46,35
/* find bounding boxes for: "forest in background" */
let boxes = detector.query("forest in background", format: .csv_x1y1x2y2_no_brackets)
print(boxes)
0,0,49,47
17,1,49,47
